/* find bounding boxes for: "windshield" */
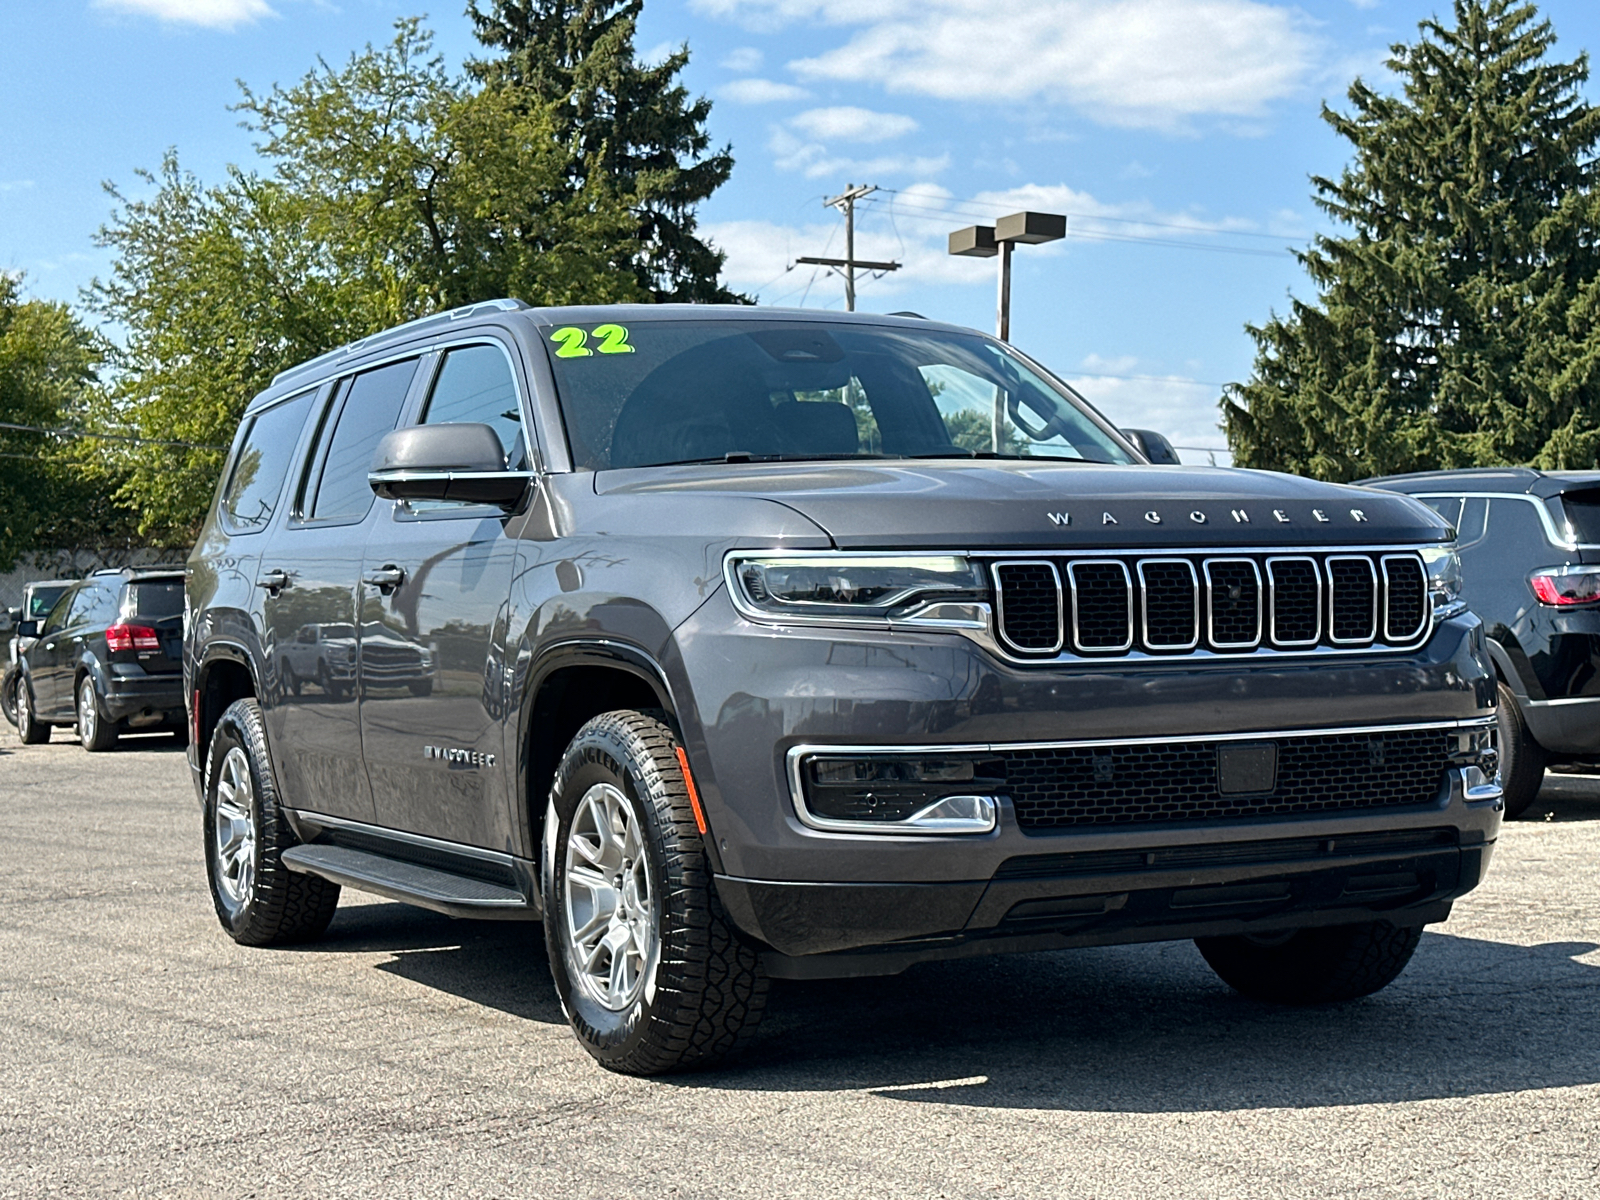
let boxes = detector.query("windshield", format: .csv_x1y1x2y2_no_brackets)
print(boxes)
542,319,1136,470
28,584,71,619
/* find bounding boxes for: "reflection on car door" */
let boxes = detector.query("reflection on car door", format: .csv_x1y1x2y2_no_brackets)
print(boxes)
260,359,420,824
358,342,527,849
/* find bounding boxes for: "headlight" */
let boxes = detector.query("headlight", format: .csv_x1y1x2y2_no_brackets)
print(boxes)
727,554,987,623
1529,563,1600,607
1420,545,1465,618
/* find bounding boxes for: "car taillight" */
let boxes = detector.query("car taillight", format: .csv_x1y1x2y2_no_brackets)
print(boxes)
106,623,161,652
1530,565,1600,606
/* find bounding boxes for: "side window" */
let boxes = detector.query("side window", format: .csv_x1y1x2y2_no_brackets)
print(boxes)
1456,498,1490,552
66,585,112,627
421,345,527,469
308,358,419,522
1420,496,1463,531
43,588,77,635
221,390,316,533
83,585,121,628
1485,498,1548,552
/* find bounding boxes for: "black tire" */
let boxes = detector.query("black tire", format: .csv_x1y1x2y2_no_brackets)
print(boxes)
1497,682,1546,819
76,675,119,753
543,710,767,1075
1196,921,1423,1005
204,697,340,946
15,675,49,744
1,665,19,728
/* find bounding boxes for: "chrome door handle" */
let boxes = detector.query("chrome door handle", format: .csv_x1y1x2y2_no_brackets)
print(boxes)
257,569,291,595
363,565,405,594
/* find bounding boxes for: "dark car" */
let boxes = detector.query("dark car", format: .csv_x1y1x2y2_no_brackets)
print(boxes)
3,579,75,727
14,567,187,750
185,301,1500,1075
1364,467,1600,816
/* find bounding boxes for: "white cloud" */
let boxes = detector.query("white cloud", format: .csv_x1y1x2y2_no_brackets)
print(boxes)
721,46,765,72
769,127,949,179
790,106,919,143
692,0,1317,131
0,180,37,194
94,0,275,28
721,78,811,104
1064,369,1232,464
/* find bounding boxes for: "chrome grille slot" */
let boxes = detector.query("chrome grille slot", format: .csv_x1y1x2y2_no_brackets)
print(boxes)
981,546,1439,662
1067,560,1133,651
1382,554,1428,642
992,561,1063,654
1204,558,1261,649
1138,559,1199,651
1266,557,1321,646
1327,556,1378,644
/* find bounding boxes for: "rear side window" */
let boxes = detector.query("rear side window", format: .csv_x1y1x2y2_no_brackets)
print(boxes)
1561,490,1600,543
309,359,419,521
1420,496,1463,530
420,345,526,468
221,390,316,533
124,581,184,619
69,584,119,628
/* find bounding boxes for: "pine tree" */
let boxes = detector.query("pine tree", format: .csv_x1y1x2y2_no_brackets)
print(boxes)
469,0,740,303
1223,0,1600,480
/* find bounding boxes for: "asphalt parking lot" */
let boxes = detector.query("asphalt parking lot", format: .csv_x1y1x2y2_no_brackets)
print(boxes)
4,724,1600,1199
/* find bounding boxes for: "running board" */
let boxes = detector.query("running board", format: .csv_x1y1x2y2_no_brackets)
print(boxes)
281,844,537,921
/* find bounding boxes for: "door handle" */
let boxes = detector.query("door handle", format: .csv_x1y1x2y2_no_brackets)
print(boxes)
257,569,291,595
363,565,406,594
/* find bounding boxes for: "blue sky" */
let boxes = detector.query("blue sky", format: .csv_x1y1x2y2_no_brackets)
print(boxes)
6,0,1600,460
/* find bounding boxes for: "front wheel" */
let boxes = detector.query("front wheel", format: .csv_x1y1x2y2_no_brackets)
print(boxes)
1196,921,1423,1005
77,677,119,752
15,676,49,744
204,697,340,945
543,710,767,1075
1497,682,1546,819
1,666,19,728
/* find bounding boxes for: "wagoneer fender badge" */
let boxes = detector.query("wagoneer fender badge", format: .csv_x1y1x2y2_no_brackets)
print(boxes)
424,745,496,769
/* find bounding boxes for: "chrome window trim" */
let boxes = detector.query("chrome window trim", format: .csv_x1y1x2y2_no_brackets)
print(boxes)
1066,558,1134,653
992,560,1065,655
1404,490,1600,552
786,717,1494,836
1326,554,1379,645
1137,558,1200,652
1380,552,1430,643
1202,556,1262,650
1265,555,1322,648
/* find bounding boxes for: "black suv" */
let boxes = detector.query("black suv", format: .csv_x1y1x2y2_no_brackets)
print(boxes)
186,301,1500,1074
14,567,187,750
1365,468,1600,816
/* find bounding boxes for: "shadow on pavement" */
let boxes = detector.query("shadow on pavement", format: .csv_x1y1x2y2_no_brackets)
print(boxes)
1527,770,1600,822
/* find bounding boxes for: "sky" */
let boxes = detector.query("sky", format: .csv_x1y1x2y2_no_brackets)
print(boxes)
6,0,1600,463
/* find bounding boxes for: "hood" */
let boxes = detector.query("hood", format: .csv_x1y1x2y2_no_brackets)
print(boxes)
595,461,1451,549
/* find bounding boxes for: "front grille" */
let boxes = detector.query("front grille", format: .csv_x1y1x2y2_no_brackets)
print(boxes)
991,549,1431,659
1001,727,1453,830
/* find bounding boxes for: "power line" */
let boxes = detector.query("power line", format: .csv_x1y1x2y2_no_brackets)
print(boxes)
0,421,224,449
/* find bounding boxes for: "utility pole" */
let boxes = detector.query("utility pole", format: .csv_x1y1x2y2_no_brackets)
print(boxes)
797,183,899,311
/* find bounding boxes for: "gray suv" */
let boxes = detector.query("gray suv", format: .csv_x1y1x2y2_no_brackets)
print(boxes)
185,301,1502,1074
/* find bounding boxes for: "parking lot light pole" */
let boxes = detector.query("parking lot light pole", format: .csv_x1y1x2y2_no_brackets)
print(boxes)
948,211,1066,342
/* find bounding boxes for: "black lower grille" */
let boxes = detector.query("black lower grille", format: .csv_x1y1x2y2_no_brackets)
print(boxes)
1002,727,1453,830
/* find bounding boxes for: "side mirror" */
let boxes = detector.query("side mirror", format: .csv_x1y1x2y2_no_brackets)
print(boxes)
17,620,40,638
1121,428,1182,466
368,423,531,508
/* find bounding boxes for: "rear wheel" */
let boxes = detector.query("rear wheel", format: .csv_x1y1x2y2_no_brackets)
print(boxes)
77,676,119,752
1497,682,1546,819
204,697,340,945
15,677,49,744
543,710,767,1075
1197,921,1423,1004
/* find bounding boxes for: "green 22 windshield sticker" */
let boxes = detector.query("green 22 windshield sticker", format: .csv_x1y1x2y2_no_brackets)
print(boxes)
549,324,635,358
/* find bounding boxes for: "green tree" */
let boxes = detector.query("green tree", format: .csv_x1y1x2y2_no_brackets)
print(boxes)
89,19,647,540
0,274,139,572
1223,0,1600,480
469,0,740,303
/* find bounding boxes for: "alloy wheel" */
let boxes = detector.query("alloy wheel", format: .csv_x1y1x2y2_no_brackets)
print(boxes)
213,746,258,908
563,782,658,1012
78,679,97,747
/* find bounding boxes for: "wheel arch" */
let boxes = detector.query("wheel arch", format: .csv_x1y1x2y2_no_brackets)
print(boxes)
194,641,261,762
516,639,684,860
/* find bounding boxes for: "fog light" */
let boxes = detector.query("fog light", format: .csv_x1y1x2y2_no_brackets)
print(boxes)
795,753,1003,834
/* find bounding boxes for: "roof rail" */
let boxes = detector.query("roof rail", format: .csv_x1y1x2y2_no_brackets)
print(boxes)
271,298,530,387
